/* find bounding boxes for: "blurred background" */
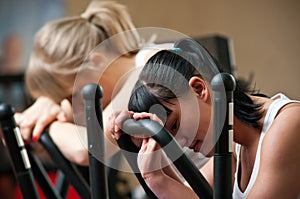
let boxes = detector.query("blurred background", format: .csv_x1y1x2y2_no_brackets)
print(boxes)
0,0,299,198
1,0,299,99
69,0,300,99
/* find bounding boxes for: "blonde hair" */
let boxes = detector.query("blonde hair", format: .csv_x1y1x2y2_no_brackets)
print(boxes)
26,1,141,103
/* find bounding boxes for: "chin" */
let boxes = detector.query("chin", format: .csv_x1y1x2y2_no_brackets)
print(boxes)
200,147,214,157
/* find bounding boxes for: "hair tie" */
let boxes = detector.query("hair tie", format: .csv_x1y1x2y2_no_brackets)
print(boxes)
80,12,90,20
171,47,181,51
80,12,95,22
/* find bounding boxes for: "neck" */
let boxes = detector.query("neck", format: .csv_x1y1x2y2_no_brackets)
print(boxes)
233,117,261,149
233,95,272,149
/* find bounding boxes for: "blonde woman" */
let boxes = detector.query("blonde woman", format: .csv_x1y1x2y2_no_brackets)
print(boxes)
16,1,173,165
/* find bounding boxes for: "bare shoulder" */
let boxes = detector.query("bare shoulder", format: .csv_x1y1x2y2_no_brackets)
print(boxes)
268,102,300,146
250,102,300,198
263,101,300,162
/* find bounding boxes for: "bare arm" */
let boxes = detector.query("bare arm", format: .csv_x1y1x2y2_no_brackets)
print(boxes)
49,121,89,165
14,95,121,165
111,111,209,198
48,101,123,165
138,137,199,199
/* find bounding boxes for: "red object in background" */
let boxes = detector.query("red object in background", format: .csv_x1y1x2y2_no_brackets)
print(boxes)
14,171,81,199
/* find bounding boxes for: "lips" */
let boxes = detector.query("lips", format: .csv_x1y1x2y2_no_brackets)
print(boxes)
189,140,201,152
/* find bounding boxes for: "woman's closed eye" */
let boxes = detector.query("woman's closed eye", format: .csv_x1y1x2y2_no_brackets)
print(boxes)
171,121,178,131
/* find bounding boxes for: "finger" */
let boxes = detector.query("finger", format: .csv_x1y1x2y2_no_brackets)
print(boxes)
147,138,158,152
56,111,67,122
132,112,150,120
138,139,163,173
48,104,61,118
60,99,72,121
113,124,121,140
19,117,39,140
108,112,121,140
115,111,132,126
139,138,148,152
31,110,61,141
20,125,33,141
151,114,164,126
114,111,133,139
32,120,49,141
14,113,23,125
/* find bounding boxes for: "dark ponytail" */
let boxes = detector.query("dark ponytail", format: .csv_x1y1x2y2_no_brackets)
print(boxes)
129,38,265,129
174,38,264,128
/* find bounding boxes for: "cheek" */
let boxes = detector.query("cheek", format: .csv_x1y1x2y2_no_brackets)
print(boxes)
176,137,188,147
176,106,200,146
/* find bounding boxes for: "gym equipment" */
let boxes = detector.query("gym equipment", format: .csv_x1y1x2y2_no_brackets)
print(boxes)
0,103,91,199
120,118,213,199
82,84,108,199
0,85,136,199
0,72,235,199
0,103,39,199
39,132,91,198
81,72,235,199
211,73,235,199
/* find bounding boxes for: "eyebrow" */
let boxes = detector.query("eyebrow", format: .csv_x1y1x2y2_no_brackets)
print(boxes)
161,103,173,116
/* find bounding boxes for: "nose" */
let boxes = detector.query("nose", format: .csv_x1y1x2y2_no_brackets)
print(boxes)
175,136,188,147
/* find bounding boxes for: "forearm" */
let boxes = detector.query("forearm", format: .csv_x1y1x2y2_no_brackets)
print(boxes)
161,159,183,183
145,172,198,199
49,121,89,165
49,121,120,165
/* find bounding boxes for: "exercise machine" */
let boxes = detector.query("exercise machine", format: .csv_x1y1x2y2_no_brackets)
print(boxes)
81,72,235,199
0,103,91,199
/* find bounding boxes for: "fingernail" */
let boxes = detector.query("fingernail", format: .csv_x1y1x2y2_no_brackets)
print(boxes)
115,133,120,140
32,135,38,142
114,125,119,133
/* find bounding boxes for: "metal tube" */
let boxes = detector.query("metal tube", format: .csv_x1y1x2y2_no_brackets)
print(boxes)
39,133,90,199
211,73,236,199
27,148,62,199
116,133,158,199
0,103,39,199
82,83,108,199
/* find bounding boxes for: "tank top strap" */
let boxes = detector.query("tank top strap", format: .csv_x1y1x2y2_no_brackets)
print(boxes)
262,93,300,134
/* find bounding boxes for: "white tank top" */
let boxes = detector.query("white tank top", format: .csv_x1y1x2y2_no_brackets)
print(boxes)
232,93,300,198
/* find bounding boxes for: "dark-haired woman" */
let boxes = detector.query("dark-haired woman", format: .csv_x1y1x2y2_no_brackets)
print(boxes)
110,38,300,198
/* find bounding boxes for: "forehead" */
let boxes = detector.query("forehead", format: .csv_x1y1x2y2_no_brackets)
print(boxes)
160,89,200,120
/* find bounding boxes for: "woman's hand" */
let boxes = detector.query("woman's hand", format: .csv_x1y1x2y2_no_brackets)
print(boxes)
108,111,164,146
138,135,199,199
15,96,68,142
108,110,134,140
132,112,164,126
134,112,167,185
138,138,165,181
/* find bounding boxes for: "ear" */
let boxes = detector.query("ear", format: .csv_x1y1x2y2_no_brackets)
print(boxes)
188,76,210,102
89,52,104,67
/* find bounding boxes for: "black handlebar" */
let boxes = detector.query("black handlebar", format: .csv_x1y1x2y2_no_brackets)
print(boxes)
121,118,214,199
